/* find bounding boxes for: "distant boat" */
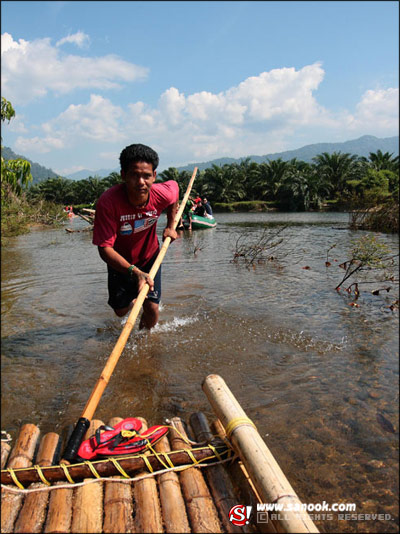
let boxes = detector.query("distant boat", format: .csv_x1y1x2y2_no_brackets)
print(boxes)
182,213,217,229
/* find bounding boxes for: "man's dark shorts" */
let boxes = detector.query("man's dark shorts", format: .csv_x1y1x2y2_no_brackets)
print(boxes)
107,251,161,311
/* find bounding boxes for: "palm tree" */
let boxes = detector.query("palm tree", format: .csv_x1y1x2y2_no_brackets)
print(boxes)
312,152,363,199
276,169,311,211
102,172,121,188
158,167,180,182
253,158,290,200
29,177,75,204
158,167,194,198
234,158,260,200
86,176,107,203
366,150,399,172
203,164,244,203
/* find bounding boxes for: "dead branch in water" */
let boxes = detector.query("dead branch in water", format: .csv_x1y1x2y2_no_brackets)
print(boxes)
231,225,289,267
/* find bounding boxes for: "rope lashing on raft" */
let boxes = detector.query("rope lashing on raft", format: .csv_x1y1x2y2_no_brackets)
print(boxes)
1,444,234,493
2,424,234,490
224,416,257,439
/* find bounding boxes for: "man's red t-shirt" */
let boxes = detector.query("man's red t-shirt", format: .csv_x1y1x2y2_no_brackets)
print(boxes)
92,180,179,266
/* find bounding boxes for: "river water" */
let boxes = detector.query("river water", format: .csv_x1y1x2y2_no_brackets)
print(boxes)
1,212,398,533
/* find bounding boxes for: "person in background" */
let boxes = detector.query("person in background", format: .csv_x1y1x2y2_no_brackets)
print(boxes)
182,196,196,230
202,197,213,217
92,143,179,329
194,200,206,217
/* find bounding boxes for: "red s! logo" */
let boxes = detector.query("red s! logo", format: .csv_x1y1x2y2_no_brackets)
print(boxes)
229,505,252,526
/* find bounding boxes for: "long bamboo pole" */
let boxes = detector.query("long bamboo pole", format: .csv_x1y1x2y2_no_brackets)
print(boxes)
203,374,319,534
62,168,198,462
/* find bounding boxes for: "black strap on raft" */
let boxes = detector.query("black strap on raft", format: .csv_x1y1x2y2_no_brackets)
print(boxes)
93,427,139,451
62,417,90,463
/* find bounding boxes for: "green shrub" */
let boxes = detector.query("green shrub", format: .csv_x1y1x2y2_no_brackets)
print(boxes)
1,192,67,245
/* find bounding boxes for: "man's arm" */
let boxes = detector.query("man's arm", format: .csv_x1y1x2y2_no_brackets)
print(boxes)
98,246,154,291
162,200,179,241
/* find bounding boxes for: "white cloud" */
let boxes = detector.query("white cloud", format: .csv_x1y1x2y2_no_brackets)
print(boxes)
118,63,335,160
15,135,64,154
9,63,399,170
15,94,126,154
56,31,90,48
47,94,125,141
350,88,399,132
1,32,148,104
1,32,29,53
158,87,186,126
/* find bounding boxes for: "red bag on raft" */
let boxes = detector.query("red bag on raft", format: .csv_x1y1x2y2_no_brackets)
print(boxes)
77,417,168,459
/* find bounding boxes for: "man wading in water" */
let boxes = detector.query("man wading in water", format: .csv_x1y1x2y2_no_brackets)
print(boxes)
92,144,179,329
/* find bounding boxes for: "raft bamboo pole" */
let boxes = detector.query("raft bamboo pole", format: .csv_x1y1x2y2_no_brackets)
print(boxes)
44,481,74,533
203,375,319,534
155,434,190,533
103,417,135,534
189,412,249,534
62,167,198,463
1,442,11,469
103,474,134,534
14,432,60,534
71,420,104,534
1,424,40,533
212,418,264,504
133,418,163,533
76,212,94,224
212,419,277,534
169,417,222,533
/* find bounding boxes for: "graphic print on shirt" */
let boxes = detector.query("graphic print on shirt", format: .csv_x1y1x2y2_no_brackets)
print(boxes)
120,222,133,235
133,217,157,233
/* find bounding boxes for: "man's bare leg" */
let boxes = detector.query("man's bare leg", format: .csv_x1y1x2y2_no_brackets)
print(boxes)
113,299,159,330
139,300,159,329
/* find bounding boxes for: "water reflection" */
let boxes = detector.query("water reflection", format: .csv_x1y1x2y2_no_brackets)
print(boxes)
1,212,398,533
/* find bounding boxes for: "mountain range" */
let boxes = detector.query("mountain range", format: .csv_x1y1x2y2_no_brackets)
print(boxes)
2,135,398,183
1,146,60,184
175,135,399,173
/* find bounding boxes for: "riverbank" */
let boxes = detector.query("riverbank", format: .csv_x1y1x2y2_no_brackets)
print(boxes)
1,194,68,245
213,199,346,212
214,199,399,232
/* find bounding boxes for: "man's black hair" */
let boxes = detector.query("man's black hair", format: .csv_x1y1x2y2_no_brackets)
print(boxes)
119,143,159,172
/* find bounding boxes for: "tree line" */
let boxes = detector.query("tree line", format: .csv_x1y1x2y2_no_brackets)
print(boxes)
2,97,398,213
26,150,399,211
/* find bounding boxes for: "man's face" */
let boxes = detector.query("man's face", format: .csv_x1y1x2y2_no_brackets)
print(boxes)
122,161,156,205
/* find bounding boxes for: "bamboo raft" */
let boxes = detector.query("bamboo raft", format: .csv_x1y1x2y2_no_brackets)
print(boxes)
1,375,318,533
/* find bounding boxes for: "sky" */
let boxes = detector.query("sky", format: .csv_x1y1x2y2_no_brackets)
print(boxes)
1,1,399,176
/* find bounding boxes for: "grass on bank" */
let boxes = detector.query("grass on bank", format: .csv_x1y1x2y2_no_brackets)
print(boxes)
214,200,277,212
1,193,68,245
349,200,399,233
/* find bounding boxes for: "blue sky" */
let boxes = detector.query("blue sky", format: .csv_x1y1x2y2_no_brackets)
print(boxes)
1,1,398,176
